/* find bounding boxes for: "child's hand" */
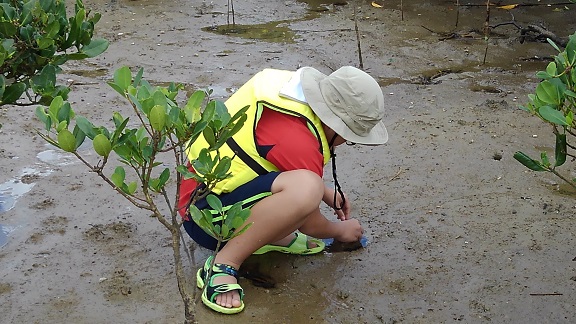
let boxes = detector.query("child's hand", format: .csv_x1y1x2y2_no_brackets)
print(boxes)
335,219,363,242
333,192,351,221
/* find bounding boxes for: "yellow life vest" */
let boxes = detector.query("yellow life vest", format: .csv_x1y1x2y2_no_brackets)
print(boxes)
185,69,332,194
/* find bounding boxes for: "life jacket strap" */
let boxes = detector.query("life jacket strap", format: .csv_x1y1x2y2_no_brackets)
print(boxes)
226,137,269,176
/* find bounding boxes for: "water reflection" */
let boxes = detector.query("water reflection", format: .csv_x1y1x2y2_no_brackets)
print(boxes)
0,166,53,249
36,149,78,166
0,224,7,248
0,224,20,248
0,170,37,213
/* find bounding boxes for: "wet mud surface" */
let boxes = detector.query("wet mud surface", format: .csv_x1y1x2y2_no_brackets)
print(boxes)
1,0,576,323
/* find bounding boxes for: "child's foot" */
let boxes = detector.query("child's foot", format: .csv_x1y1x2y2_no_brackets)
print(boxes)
199,257,244,314
212,275,242,308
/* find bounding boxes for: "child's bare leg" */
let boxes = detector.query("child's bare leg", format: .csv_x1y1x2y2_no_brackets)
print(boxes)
211,169,326,308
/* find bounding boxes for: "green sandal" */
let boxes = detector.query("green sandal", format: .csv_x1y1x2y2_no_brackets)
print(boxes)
197,256,245,314
253,232,325,255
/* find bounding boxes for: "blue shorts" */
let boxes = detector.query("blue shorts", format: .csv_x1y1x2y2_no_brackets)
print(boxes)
183,171,281,250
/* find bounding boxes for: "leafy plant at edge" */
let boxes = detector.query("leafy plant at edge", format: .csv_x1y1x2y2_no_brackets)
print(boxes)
0,0,108,111
36,66,251,323
514,31,576,190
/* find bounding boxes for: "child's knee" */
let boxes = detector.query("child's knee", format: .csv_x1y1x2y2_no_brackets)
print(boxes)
273,170,324,200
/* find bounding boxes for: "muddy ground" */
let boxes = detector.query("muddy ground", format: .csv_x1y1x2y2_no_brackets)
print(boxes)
1,0,576,323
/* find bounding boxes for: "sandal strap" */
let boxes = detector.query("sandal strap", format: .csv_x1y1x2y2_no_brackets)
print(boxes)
212,263,239,279
200,256,240,283
205,274,245,303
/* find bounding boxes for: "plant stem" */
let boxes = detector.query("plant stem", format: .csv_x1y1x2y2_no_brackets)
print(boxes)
354,1,363,69
170,225,197,323
455,0,459,27
483,0,490,65
548,168,576,190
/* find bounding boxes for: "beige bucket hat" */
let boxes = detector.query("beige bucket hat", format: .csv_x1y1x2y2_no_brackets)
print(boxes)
300,66,388,145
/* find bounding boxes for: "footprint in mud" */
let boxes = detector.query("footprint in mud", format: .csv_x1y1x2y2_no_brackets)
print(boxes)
83,221,135,242
26,215,69,244
0,282,12,295
99,268,133,300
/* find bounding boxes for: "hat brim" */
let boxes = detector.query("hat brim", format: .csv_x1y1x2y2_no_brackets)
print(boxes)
300,67,388,145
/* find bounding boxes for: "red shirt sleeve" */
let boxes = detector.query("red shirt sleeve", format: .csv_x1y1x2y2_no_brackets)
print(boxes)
255,108,324,177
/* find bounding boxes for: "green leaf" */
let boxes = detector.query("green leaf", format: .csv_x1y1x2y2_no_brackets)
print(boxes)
75,116,97,139
565,33,576,64
157,168,170,188
57,129,76,152
539,106,569,126
127,181,137,195
203,126,216,148
184,90,206,123
73,124,86,149
535,80,562,105
152,89,168,108
541,152,550,167
221,223,230,238
518,105,530,112
555,133,567,167
57,102,72,123
202,101,217,123
35,106,50,131
37,37,54,50
189,205,204,224
201,209,214,226
113,66,132,92
142,145,153,162
535,71,551,80
545,62,557,77
48,96,64,121
228,114,247,138
2,82,26,104
213,156,232,178
133,68,144,87
111,166,126,188
547,38,561,52
206,194,223,213
107,82,125,97
513,151,547,172
149,105,166,131
56,120,68,132
214,100,231,128
566,110,574,126
0,22,17,37
80,38,109,57
111,116,129,144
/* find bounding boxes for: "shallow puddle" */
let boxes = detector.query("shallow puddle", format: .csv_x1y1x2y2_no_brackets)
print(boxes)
202,21,299,43
0,169,39,213
201,0,340,43
0,163,59,248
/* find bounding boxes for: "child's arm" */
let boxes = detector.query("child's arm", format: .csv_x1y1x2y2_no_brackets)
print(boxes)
322,185,351,221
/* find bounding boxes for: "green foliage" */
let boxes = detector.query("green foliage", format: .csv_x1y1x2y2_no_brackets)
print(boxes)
0,0,108,107
189,194,252,242
36,66,251,246
515,32,576,189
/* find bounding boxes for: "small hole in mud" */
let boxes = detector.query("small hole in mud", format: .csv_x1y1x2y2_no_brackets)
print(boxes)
493,153,503,161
